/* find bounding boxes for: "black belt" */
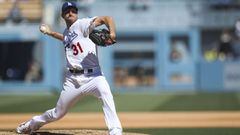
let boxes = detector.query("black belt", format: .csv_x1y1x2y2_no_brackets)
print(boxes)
69,68,93,74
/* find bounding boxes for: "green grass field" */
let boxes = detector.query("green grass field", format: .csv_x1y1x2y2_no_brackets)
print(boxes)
0,92,240,113
125,128,240,135
0,92,240,135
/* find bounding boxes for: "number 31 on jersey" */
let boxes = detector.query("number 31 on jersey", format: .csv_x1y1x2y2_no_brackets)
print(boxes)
72,42,83,55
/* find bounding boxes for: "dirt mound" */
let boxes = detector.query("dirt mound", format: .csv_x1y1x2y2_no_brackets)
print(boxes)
0,129,147,135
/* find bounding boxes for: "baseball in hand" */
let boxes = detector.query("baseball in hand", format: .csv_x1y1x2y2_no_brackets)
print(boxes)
39,24,49,34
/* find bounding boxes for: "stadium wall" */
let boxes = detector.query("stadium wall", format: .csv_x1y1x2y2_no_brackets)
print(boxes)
1,0,240,93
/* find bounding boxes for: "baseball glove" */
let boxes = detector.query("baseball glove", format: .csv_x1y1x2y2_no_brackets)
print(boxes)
89,29,116,47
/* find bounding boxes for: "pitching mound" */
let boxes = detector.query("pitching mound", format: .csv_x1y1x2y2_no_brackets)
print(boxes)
0,129,147,135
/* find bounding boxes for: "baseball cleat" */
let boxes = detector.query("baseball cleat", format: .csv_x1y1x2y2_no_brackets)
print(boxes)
16,121,32,134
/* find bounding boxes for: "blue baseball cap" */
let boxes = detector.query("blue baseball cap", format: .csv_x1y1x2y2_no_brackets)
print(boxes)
62,1,78,13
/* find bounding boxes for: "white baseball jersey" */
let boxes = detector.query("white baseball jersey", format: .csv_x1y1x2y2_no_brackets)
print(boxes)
63,17,99,69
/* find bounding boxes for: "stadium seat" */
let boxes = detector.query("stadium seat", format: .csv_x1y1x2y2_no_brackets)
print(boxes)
18,0,42,22
0,0,42,23
0,1,13,22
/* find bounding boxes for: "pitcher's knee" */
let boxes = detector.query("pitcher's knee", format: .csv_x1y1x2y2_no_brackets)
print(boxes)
52,111,65,121
48,109,66,121
96,77,113,98
101,91,113,99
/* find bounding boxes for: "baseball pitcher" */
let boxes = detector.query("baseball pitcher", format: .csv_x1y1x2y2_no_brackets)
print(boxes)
16,1,122,135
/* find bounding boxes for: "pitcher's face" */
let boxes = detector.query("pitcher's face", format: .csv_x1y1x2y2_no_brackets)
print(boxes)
62,7,78,24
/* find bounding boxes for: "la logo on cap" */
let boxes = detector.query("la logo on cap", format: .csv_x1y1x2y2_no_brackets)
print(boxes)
68,2,72,6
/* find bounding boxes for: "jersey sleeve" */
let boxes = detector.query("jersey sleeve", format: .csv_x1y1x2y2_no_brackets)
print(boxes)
62,29,68,45
80,16,97,37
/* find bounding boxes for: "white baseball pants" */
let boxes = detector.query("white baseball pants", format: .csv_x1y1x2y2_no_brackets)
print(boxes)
29,71,122,135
